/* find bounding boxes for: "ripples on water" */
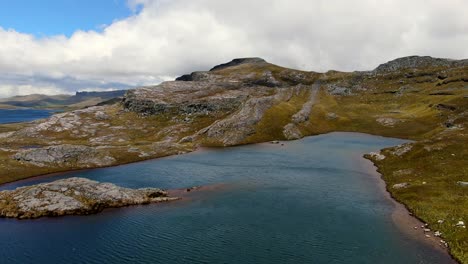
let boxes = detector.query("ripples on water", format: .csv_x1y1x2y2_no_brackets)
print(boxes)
0,132,453,263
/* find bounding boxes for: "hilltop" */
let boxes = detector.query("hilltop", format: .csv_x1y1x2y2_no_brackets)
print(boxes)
0,55,466,262
0,90,126,110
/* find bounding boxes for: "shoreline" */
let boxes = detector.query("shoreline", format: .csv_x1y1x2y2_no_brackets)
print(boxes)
357,154,457,263
0,131,415,187
0,131,459,262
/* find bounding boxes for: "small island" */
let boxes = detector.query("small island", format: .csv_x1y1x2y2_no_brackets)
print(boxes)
0,178,178,219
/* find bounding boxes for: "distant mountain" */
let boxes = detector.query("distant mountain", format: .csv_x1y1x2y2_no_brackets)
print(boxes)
0,90,127,109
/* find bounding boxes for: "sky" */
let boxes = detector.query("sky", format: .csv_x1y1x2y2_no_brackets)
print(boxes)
0,0,467,98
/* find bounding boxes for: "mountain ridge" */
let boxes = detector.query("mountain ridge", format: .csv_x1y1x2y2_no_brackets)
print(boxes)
0,90,127,110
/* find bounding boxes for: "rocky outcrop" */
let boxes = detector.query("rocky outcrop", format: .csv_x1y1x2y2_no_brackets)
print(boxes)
393,182,410,189
283,123,302,140
376,117,400,127
368,152,386,161
326,84,352,96
122,81,245,116
209,58,267,71
197,94,279,145
374,56,468,73
291,82,320,124
0,177,176,219
13,145,115,167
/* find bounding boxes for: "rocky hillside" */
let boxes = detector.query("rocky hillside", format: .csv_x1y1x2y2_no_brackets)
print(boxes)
0,55,466,261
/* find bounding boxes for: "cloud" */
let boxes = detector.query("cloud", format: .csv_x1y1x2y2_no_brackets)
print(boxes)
0,0,467,98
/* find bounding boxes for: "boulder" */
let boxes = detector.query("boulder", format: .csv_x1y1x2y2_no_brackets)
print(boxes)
457,181,468,187
368,152,386,161
393,182,410,189
283,123,303,140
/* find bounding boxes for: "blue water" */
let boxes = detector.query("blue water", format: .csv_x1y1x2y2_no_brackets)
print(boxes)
0,132,452,263
0,109,57,124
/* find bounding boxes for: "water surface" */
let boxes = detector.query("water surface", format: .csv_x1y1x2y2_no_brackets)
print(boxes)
0,109,58,124
0,132,452,263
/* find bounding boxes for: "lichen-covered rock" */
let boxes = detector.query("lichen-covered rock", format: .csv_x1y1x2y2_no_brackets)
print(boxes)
283,123,302,140
122,81,245,116
390,143,413,156
393,182,410,189
13,145,115,167
374,56,468,73
326,84,352,96
376,117,400,127
368,152,386,161
0,177,176,219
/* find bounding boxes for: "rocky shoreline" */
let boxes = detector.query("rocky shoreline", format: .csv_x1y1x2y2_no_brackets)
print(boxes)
0,177,178,219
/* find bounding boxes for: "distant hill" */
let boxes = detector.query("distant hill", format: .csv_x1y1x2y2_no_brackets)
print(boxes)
0,90,127,110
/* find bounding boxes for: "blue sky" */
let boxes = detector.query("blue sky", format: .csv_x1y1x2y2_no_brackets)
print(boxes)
0,0,135,36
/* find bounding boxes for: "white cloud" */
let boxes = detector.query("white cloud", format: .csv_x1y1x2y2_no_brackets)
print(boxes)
0,0,467,98
0,84,65,98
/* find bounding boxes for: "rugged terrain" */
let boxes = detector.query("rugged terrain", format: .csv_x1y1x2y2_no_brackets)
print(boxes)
0,90,126,110
0,56,466,261
0,177,175,219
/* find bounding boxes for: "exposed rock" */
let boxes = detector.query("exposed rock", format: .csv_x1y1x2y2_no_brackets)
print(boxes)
175,71,219,82
390,143,413,156
122,81,245,116
0,132,14,139
291,83,320,123
95,111,110,120
368,152,386,161
210,58,266,71
0,177,176,219
326,112,338,120
376,117,400,127
393,182,410,189
13,145,115,167
195,88,295,146
283,123,302,140
393,169,414,176
326,84,352,96
374,56,468,73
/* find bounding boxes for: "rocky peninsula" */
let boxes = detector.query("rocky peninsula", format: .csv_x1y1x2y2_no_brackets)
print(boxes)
0,178,177,219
